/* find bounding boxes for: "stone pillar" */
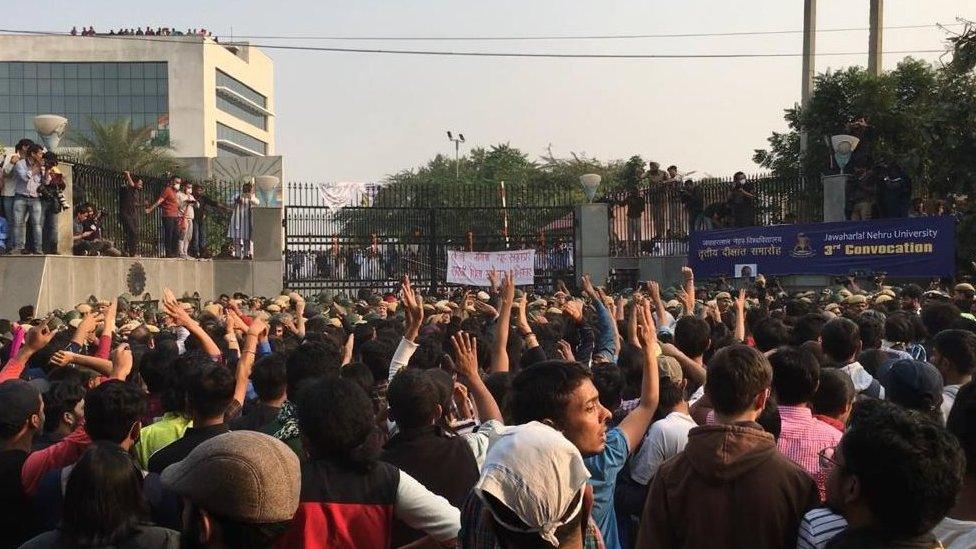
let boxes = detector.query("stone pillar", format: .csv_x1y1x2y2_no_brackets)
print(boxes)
57,162,74,255
250,206,283,296
573,203,609,285
822,174,848,222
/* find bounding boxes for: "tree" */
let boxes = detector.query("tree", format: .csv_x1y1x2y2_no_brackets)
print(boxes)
69,117,183,175
753,37,976,198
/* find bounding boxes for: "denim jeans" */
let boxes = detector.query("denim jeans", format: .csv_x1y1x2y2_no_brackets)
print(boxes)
189,218,206,257
1,196,15,222
12,195,43,253
161,216,179,257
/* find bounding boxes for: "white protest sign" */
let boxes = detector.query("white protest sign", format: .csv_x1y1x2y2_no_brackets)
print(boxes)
446,249,536,286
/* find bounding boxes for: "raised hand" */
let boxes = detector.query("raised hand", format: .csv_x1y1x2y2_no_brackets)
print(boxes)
555,339,576,362
401,275,424,342
111,343,133,380
50,350,75,368
450,331,480,381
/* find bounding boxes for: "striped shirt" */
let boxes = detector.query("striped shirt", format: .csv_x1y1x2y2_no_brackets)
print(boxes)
797,507,848,549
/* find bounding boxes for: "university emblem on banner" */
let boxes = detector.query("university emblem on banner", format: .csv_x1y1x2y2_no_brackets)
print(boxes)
791,233,815,258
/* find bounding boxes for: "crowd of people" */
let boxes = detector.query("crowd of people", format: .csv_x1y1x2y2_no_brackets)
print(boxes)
1,139,68,255
0,137,258,259
1,264,974,548
70,26,214,38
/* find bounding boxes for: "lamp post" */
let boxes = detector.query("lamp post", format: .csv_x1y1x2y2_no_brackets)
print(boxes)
446,131,465,182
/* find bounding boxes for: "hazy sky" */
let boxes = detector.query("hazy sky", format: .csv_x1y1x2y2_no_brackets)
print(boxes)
15,1,976,182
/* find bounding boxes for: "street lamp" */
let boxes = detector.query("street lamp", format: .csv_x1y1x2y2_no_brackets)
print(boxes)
447,131,465,182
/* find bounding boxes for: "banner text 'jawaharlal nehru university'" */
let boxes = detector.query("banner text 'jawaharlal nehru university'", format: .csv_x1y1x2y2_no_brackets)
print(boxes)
688,217,955,278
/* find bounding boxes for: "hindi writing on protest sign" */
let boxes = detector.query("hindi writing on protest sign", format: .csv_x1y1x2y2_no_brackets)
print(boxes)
688,217,955,278
446,250,536,286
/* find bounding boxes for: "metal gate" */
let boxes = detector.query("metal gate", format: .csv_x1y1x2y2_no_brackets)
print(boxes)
283,182,577,294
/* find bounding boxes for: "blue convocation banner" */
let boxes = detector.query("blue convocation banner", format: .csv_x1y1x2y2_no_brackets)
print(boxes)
688,217,956,278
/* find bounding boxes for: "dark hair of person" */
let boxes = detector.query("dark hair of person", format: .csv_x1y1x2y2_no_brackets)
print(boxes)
752,317,792,352
340,362,375,394
297,377,378,470
14,138,34,151
921,302,961,341
406,336,447,371
483,371,512,411
704,345,772,416
42,380,87,433
811,367,855,418
842,400,965,538
18,305,34,322
756,394,782,441
250,353,287,402
655,376,687,419
184,502,291,549
84,380,147,443
507,360,593,426
884,313,913,343
28,330,73,372
791,313,827,345
357,339,394,386
946,382,976,476
673,316,710,359
858,349,894,377
820,318,861,364
951,315,976,334
901,284,923,300
386,369,442,430
285,340,342,397
769,346,820,406
616,344,646,400
60,442,149,546
304,315,330,334
25,143,43,157
856,313,885,349
139,348,179,412
186,361,235,420
933,329,976,377
591,363,624,413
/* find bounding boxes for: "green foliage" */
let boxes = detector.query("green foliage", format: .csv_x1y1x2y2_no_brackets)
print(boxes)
753,55,976,198
69,117,184,176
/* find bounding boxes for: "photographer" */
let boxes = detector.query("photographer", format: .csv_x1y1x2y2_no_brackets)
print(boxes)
72,203,121,256
39,152,67,254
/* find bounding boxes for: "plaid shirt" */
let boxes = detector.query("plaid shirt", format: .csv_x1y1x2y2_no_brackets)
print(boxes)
777,405,842,501
459,491,605,549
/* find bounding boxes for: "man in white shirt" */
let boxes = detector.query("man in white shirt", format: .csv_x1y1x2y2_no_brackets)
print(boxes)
630,357,695,486
931,329,976,421
821,318,884,399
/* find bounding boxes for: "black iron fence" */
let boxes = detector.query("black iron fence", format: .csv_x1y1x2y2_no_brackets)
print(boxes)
284,181,577,293
605,174,820,257
67,162,242,258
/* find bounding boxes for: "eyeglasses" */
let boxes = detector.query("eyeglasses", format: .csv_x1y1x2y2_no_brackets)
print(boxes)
818,445,840,470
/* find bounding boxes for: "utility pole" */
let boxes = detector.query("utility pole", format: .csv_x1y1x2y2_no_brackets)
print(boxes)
800,0,817,157
446,131,465,182
868,0,884,76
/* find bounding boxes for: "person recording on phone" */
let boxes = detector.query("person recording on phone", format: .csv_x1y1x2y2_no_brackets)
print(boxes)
10,144,46,255
40,152,67,254
72,203,121,256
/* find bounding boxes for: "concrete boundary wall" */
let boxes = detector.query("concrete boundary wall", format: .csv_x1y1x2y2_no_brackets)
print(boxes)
0,256,281,318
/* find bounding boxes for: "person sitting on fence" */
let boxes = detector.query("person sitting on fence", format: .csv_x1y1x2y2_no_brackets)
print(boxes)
72,203,121,257
227,182,259,260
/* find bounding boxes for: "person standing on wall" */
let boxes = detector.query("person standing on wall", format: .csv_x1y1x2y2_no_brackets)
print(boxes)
227,182,259,260
11,144,46,255
120,171,144,256
145,176,182,258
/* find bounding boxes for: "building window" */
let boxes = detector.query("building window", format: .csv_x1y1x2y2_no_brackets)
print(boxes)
216,122,267,155
0,61,169,147
216,95,267,130
215,69,266,108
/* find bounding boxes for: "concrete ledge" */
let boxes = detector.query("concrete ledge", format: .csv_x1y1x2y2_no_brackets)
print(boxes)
0,256,281,318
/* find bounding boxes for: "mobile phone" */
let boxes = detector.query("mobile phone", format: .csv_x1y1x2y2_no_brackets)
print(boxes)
46,316,60,331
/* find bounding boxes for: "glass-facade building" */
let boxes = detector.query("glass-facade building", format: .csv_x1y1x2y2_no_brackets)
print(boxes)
215,69,269,157
0,61,168,148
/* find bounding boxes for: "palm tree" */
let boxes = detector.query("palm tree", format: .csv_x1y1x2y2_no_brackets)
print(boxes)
69,117,183,175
